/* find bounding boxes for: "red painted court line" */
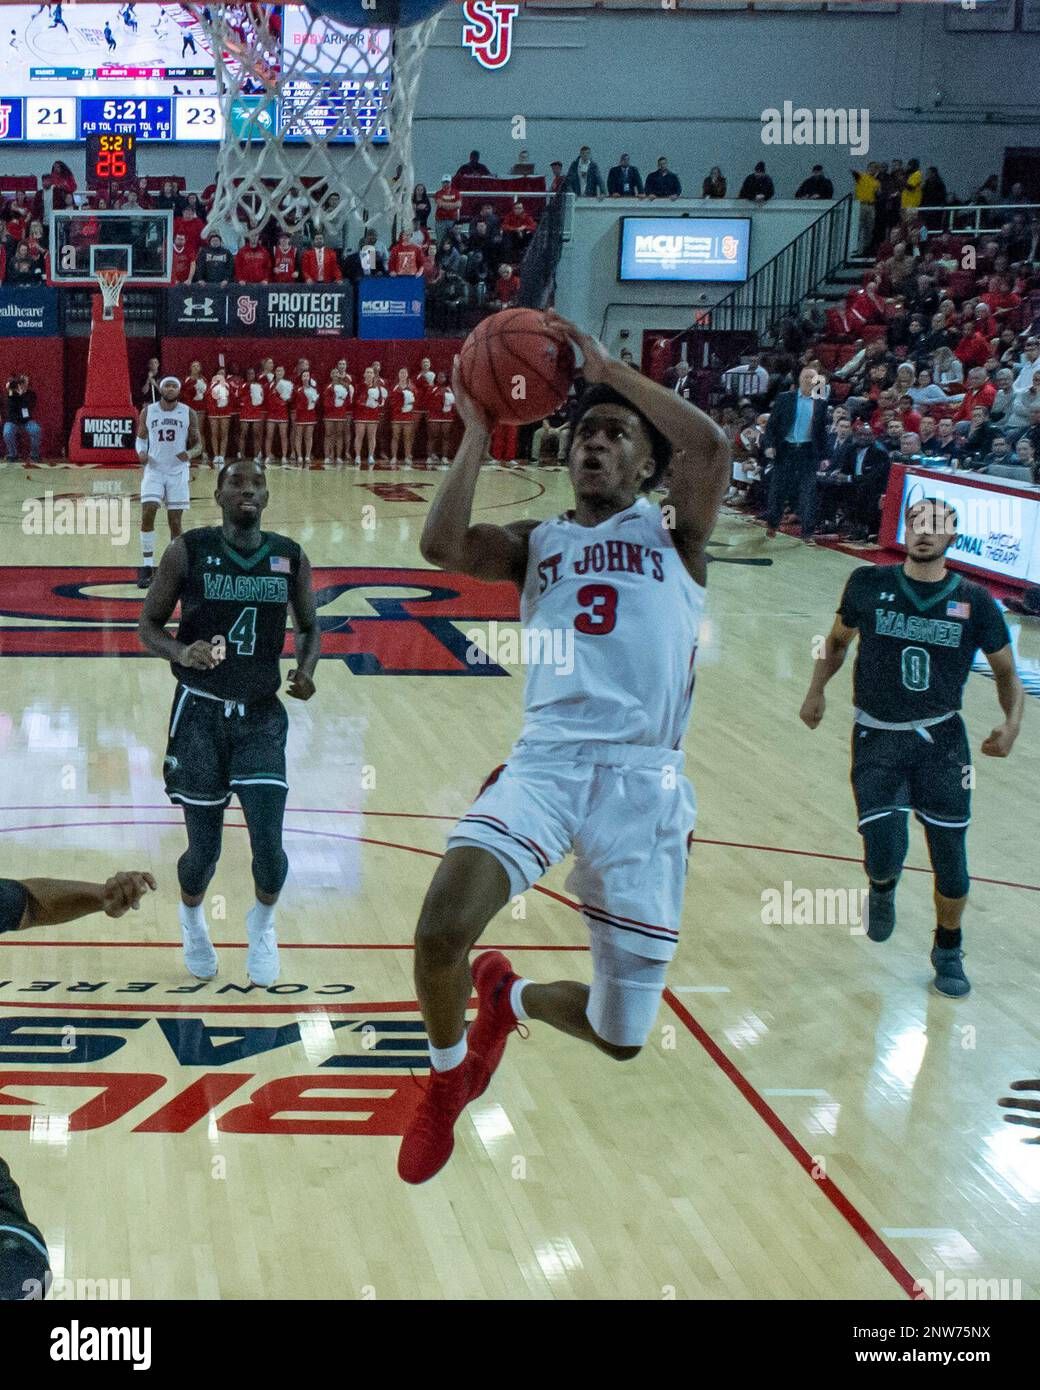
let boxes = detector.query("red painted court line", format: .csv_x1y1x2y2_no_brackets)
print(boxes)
663,989,922,1301
3,814,1036,894
0,941,588,951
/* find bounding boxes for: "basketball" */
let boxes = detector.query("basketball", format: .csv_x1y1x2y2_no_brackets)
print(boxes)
458,308,576,426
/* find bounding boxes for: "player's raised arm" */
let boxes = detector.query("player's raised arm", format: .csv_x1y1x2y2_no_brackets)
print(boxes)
545,311,731,578
419,367,536,586
980,644,1023,757
800,613,858,729
286,550,320,701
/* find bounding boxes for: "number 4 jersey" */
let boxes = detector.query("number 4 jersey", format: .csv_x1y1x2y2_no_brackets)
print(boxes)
838,564,1010,722
170,527,301,702
518,497,704,750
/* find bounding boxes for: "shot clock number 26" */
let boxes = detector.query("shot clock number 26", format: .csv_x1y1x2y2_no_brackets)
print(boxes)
86,131,138,185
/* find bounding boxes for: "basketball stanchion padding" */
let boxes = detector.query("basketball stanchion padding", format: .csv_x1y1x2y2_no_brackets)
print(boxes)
67,270,138,465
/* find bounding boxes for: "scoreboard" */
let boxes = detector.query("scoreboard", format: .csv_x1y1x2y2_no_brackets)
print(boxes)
0,4,391,144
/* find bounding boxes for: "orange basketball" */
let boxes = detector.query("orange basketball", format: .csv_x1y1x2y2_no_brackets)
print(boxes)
458,308,576,426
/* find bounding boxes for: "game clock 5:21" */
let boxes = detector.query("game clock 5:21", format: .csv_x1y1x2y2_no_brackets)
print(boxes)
79,96,173,141
86,131,138,185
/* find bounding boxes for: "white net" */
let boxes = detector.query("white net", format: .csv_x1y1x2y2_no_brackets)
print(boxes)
96,269,127,320
186,3,444,248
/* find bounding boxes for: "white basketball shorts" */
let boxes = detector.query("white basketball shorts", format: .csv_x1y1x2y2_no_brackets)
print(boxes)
141,464,190,511
447,738,697,1047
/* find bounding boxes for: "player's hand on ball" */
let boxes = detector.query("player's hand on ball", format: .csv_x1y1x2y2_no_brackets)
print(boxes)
286,669,316,701
799,693,825,729
179,639,223,670
103,871,157,918
450,364,494,435
981,724,1016,757
998,1080,1040,1141
542,310,610,382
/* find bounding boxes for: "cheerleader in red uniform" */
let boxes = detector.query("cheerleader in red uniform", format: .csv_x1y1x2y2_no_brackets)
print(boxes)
389,366,418,468
264,365,292,465
292,369,320,466
239,366,267,462
353,366,388,467
207,368,234,465
258,357,275,388
186,360,209,462
226,366,245,459
323,368,353,467
425,370,458,466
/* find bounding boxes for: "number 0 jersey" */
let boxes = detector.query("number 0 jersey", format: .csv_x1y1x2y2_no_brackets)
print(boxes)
838,564,1009,722
145,400,191,472
170,527,301,702
518,497,704,750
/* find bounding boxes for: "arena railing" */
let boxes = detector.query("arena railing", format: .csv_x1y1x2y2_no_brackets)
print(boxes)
917,202,1040,237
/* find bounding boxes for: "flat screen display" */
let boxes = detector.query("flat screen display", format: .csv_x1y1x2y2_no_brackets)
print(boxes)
617,217,752,283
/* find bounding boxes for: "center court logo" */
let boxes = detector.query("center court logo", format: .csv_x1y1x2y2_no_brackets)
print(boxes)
465,621,575,676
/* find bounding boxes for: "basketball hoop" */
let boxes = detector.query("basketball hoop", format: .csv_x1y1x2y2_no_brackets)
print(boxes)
185,1,450,247
96,268,128,321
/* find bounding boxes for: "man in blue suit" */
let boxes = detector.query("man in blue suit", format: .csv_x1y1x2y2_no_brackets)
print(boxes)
762,367,828,542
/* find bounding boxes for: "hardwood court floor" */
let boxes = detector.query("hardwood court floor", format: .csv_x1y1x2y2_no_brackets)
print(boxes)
0,460,1037,1301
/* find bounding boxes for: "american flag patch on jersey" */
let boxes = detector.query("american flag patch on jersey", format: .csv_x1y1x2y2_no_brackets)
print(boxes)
947,601,970,619
270,556,291,574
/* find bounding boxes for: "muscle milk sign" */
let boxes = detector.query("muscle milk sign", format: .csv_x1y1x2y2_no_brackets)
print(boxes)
80,416,135,449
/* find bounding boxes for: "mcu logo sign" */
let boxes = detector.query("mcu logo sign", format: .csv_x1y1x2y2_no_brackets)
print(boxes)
461,0,520,70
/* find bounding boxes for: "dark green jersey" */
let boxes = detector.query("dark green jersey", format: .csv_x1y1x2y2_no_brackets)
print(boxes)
171,527,301,702
838,564,1010,722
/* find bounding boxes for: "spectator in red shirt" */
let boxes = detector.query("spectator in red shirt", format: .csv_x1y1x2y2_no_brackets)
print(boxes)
980,275,1021,322
549,161,566,193
42,160,76,211
388,232,422,277
502,200,536,261
235,229,273,284
173,206,205,258
955,325,993,370
492,262,520,307
271,233,299,283
133,178,153,210
170,232,195,284
433,177,463,227
847,278,886,328
897,395,922,434
300,233,342,283
955,367,998,422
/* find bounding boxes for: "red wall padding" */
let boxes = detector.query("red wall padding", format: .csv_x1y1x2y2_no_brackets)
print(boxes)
0,338,65,458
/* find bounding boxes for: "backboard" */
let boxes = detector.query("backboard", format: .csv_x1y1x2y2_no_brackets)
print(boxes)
48,208,173,287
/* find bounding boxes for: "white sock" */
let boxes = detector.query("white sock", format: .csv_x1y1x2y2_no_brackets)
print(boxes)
429,1035,468,1073
179,901,207,933
510,978,531,1021
249,900,276,931
140,531,155,564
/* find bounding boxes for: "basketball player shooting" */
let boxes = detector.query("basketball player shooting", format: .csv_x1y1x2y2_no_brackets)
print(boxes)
799,498,1024,997
136,376,202,590
138,461,320,986
397,310,731,1185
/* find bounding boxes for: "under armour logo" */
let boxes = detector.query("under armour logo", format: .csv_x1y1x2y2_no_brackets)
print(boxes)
205,556,221,566
181,296,216,319
163,755,179,773
880,592,894,600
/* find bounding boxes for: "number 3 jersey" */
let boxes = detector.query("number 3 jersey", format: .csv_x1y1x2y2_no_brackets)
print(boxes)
838,564,1009,722
170,527,301,702
518,497,705,750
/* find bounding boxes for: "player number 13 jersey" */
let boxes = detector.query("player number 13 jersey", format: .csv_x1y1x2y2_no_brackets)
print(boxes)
145,401,190,472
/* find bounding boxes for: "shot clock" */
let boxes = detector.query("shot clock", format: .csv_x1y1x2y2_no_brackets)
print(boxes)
86,131,138,187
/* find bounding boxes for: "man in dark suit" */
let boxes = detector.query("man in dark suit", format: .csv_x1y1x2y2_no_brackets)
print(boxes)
762,367,827,541
607,153,643,198
829,417,891,539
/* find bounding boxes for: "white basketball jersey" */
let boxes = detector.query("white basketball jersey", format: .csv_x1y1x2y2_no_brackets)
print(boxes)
145,401,190,472
518,497,705,750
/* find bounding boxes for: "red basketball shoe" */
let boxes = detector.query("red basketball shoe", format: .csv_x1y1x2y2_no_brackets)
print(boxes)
466,950,525,1097
397,1054,488,1185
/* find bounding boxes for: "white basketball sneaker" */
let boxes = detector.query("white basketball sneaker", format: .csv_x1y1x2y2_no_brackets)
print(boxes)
246,903,279,987
179,903,218,981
